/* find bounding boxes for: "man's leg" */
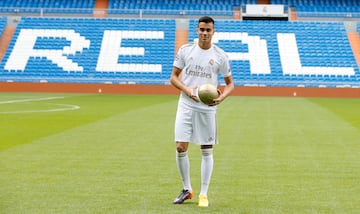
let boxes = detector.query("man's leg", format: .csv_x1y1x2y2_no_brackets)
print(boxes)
173,142,193,204
199,145,213,207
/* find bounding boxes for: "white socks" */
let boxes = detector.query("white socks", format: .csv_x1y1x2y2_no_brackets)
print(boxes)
200,148,213,196
176,148,214,196
176,151,192,192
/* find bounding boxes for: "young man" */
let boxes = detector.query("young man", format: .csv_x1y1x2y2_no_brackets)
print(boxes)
170,16,234,207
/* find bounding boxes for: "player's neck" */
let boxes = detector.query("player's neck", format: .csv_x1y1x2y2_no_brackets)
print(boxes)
198,41,212,50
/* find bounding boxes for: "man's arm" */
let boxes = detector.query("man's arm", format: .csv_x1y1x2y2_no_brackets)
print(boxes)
170,66,199,102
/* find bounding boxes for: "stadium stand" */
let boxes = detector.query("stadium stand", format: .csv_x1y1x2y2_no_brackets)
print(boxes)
272,0,360,18
0,0,359,18
188,20,359,87
0,17,176,84
0,17,6,34
0,0,95,14
0,1,359,88
0,17,8,60
0,16,359,88
106,0,257,16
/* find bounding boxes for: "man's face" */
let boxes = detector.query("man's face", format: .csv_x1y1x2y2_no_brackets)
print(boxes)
197,22,215,43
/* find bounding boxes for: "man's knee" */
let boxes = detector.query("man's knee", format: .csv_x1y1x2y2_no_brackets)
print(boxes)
176,142,188,153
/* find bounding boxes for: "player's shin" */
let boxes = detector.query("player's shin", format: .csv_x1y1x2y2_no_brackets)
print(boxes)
200,148,213,196
176,151,192,192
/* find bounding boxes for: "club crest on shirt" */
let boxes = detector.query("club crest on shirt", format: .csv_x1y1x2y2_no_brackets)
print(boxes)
209,59,214,65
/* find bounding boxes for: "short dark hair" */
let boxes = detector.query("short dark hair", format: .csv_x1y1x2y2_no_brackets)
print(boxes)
198,16,214,25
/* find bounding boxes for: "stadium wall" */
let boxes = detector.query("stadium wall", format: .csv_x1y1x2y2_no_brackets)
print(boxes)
1,82,359,98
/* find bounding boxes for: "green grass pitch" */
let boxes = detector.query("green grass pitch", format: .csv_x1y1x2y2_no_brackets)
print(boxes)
0,92,359,213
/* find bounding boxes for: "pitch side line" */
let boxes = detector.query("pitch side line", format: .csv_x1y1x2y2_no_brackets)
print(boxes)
0,96,65,104
0,96,80,114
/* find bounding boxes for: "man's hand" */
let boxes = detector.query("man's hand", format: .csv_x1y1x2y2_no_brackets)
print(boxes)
185,87,199,103
209,89,223,106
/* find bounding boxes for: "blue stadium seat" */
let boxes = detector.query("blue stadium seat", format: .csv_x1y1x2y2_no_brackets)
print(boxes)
271,0,360,17
0,17,359,88
107,0,257,16
0,0,95,14
0,17,176,85
0,17,6,37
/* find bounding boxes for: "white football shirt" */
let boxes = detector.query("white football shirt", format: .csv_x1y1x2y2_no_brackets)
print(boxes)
173,42,232,111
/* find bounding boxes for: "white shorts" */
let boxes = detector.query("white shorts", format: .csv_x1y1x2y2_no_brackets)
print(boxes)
174,103,218,145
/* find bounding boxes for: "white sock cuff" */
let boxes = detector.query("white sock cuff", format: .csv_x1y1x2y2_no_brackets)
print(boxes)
201,148,213,156
176,150,188,158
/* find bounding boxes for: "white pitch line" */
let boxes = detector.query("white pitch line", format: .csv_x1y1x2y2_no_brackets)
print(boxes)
0,96,80,114
0,96,65,104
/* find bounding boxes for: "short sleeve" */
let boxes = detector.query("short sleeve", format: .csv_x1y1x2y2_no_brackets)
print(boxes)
173,46,185,69
220,54,232,78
